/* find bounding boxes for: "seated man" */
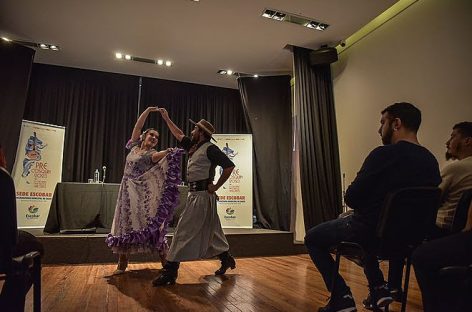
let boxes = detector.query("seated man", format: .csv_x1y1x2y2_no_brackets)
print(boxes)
305,102,441,312
412,199,472,312
435,121,472,235
0,144,44,311
363,121,472,310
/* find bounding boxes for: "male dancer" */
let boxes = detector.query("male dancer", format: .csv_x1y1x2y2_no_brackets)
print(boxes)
153,108,236,286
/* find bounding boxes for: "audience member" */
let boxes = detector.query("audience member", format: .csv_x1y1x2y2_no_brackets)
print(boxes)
305,102,441,312
412,199,472,312
364,121,472,310
0,144,44,311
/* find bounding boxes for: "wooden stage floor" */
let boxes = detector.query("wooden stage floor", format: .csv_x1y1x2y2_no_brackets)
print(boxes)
11,254,424,312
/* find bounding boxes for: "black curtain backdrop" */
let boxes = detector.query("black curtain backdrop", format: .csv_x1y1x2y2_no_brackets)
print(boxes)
23,65,247,184
23,64,139,183
0,41,35,172
140,77,248,179
293,47,343,230
238,76,292,231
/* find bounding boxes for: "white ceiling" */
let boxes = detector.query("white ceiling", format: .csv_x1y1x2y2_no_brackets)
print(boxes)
0,0,398,89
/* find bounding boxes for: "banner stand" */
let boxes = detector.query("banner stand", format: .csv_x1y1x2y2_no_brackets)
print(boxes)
11,120,65,228
213,134,253,228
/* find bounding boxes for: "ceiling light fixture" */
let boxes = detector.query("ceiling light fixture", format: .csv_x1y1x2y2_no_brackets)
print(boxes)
115,52,173,67
262,8,329,31
0,38,60,51
217,69,260,79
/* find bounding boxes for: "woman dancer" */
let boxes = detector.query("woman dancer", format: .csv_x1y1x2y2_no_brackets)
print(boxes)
106,106,183,274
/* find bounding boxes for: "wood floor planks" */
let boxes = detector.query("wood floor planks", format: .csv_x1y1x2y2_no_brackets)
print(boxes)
2,254,425,311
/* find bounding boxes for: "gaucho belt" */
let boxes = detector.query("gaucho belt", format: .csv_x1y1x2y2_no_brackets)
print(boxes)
188,179,209,191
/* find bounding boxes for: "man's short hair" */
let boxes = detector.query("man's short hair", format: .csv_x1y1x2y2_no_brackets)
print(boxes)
381,102,421,132
453,121,472,138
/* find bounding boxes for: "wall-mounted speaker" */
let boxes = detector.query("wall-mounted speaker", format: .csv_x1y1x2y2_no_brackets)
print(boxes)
309,47,338,66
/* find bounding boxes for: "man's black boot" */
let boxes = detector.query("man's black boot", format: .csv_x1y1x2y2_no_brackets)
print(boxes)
215,251,236,275
152,261,179,286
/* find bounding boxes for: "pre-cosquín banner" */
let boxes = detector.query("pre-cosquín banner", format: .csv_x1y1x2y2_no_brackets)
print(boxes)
213,134,253,228
12,120,65,228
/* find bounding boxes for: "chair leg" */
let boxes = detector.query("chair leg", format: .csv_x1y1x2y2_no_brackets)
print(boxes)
33,256,41,312
330,252,341,297
401,256,411,312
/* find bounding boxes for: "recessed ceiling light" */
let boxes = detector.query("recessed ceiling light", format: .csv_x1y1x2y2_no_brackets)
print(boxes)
262,8,329,31
115,52,123,59
125,54,131,60
253,74,259,78
272,12,286,21
165,60,172,67
227,70,233,75
157,59,163,65
262,9,276,19
50,45,59,50
1,37,11,42
217,70,227,75
39,43,49,49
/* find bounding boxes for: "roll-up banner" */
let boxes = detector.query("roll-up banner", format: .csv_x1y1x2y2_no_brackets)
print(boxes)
12,120,65,228
213,134,253,228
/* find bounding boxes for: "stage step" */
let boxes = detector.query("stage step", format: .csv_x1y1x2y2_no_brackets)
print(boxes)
25,228,307,264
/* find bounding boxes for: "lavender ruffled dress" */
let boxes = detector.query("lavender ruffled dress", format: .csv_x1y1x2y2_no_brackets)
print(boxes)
106,140,183,255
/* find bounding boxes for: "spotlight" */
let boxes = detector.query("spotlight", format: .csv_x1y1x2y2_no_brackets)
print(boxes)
253,74,259,78
157,59,163,65
1,37,11,42
165,60,172,67
115,52,123,59
125,54,131,60
39,43,49,49
50,45,59,50
262,9,276,19
272,12,286,21
217,70,227,75
227,70,233,75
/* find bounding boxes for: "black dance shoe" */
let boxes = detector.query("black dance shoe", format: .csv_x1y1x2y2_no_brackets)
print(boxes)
215,251,236,275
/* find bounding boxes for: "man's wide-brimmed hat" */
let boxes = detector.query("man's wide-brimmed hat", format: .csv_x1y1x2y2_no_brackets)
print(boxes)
189,119,215,137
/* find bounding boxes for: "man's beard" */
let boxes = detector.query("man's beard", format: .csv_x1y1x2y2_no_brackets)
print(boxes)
381,125,394,145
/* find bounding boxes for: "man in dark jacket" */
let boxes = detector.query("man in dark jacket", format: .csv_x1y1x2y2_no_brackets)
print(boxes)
304,103,441,312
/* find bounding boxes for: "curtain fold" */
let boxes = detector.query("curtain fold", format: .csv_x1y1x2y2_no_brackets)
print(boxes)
238,76,292,230
23,64,139,183
293,47,342,230
0,42,35,172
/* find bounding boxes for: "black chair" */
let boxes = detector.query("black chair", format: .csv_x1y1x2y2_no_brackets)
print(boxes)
331,187,441,312
450,188,472,233
0,251,42,312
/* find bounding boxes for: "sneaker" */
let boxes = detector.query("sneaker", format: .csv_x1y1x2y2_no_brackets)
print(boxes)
372,284,393,308
318,292,357,312
363,287,401,310
390,288,403,302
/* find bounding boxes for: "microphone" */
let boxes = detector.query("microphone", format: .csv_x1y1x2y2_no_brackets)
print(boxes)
102,166,107,183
